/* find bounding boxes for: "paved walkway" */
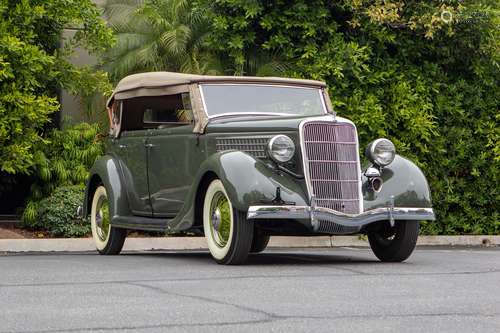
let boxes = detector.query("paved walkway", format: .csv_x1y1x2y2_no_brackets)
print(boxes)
1,235,499,252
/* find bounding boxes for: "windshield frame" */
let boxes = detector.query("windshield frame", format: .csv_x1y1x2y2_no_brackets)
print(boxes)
199,83,328,119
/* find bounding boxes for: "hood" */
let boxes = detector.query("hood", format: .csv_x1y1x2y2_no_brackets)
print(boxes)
205,114,338,134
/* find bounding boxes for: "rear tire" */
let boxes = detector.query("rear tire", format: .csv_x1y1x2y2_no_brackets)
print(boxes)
250,230,270,253
368,220,419,262
90,186,127,255
203,179,253,265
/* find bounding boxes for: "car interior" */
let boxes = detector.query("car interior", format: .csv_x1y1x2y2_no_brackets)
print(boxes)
118,93,194,132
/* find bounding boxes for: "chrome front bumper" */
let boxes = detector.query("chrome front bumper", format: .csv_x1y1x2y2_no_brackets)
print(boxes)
247,205,435,231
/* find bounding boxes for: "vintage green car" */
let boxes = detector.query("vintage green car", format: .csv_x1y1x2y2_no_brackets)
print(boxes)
81,72,434,264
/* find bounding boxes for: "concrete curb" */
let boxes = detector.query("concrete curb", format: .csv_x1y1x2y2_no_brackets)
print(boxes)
0,235,499,253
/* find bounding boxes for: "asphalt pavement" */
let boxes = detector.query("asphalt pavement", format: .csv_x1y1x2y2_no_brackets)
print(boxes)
0,247,499,333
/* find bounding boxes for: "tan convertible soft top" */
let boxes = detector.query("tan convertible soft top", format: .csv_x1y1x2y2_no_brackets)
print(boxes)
107,71,327,107
106,71,331,135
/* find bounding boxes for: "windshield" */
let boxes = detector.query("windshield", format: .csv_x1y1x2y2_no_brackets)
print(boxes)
200,84,327,118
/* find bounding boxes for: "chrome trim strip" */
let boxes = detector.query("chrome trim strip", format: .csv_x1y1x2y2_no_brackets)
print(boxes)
318,89,328,118
298,116,364,214
247,206,435,227
217,135,274,139
201,83,321,89
210,112,293,119
198,83,209,118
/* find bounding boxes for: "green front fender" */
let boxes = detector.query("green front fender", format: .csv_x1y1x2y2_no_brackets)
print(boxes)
82,155,131,219
363,154,432,210
200,151,309,211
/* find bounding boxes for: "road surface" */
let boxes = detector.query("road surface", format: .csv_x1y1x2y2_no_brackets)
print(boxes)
0,247,499,332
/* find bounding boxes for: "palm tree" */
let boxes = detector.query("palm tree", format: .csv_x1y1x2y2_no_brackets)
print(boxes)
103,0,221,81
103,0,291,80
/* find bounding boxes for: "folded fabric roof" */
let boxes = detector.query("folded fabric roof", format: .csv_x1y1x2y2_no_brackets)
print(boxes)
107,71,326,107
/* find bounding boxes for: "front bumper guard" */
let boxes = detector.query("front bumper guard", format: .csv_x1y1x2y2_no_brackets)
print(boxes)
247,205,435,231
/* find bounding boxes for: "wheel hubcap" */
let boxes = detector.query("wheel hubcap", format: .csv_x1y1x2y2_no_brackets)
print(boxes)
210,192,231,248
211,208,222,232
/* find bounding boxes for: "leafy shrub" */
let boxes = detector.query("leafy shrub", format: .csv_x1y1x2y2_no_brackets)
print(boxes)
201,0,499,234
23,185,89,237
22,123,104,227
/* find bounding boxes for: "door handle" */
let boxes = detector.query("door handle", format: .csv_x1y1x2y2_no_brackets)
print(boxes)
118,144,127,149
145,143,155,148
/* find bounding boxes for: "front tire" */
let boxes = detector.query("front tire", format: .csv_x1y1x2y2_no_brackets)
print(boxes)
90,186,127,255
203,179,253,265
368,220,419,262
250,230,270,253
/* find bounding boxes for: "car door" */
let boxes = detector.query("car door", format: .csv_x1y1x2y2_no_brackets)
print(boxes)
147,124,199,216
141,92,203,217
115,130,152,216
111,97,154,216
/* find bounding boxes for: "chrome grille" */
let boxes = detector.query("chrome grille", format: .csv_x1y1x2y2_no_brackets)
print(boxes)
317,220,360,234
216,136,271,158
302,121,361,214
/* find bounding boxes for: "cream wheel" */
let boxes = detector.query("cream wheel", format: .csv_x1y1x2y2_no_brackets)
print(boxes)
90,185,126,255
203,179,253,264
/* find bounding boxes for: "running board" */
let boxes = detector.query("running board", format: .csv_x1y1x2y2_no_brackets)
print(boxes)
112,215,170,232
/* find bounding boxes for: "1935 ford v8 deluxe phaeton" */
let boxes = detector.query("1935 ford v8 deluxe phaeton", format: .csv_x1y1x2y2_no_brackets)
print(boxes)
81,72,435,264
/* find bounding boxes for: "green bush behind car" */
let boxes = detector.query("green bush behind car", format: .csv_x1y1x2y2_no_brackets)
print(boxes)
21,123,103,237
24,185,89,238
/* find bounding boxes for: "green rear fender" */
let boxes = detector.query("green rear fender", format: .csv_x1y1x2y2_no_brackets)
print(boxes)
83,155,131,219
198,151,308,212
363,154,432,210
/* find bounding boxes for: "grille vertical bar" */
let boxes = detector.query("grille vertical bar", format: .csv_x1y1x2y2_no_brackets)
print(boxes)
302,121,361,214
216,136,271,158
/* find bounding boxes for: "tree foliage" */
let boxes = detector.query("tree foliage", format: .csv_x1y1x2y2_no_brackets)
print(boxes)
103,0,291,78
0,0,114,175
200,0,500,234
0,34,59,174
103,0,220,80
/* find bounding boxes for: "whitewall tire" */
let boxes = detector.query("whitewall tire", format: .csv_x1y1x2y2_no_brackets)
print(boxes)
90,185,126,255
203,179,253,265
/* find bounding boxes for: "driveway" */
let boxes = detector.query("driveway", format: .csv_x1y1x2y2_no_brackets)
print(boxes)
0,247,499,332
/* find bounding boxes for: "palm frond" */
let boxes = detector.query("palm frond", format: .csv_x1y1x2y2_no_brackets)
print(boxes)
104,0,219,75
159,25,191,56
103,0,145,21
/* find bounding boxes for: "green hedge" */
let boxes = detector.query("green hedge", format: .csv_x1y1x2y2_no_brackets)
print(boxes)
23,185,89,238
201,0,499,234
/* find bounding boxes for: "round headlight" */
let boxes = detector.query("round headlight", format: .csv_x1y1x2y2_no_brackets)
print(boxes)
268,135,295,163
366,138,396,167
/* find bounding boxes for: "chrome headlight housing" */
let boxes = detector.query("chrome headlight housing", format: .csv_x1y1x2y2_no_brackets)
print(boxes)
268,135,295,163
366,138,396,167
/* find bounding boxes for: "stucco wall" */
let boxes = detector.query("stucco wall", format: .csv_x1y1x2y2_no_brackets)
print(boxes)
59,0,106,125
